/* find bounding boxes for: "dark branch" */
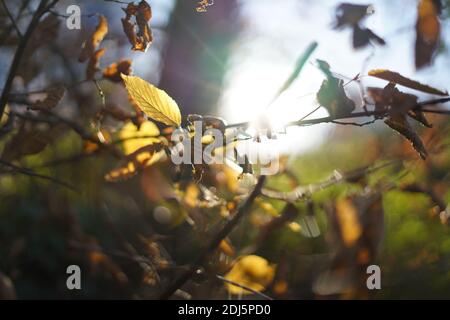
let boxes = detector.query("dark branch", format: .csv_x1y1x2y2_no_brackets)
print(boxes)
0,0,59,119
0,159,78,192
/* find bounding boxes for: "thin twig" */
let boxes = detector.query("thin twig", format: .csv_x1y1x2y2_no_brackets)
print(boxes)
8,108,122,158
225,98,450,130
331,119,377,127
1,0,23,37
261,161,398,202
0,159,78,192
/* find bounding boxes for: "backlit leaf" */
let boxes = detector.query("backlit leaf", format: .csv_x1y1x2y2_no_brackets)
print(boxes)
317,61,355,117
224,255,275,295
121,75,182,127
105,142,164,182
119,121,160,155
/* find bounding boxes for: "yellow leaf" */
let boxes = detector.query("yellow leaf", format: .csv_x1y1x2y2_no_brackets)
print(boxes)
224,255,275,295
121,74,182,127
219,239,235,257
104,142,164,182
336,198,362,247
368,69,448,96
184,183,200,207
288,222,301,233
119,121,160,155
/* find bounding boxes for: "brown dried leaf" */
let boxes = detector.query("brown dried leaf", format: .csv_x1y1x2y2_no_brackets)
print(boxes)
135,0,153,51
1,129,50,161
415,0,441,69
122,3,138,18
105,142,164,182
103,60,132,83
86,48,106,80
368,83,432,127
385,114,428,159
79,15,108,63
137,0,152,21
29,86,66,111
368,69,448,96
121,18,139,50
121,1,152,52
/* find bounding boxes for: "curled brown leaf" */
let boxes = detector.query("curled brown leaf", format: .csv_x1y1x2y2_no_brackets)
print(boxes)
86,48,106,80
103,60,132,83
79,15,108,63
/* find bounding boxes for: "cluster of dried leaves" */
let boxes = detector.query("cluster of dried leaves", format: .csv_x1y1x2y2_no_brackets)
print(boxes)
121,1,153,52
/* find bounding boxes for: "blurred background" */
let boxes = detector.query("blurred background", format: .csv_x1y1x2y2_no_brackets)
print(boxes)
0,0,449,299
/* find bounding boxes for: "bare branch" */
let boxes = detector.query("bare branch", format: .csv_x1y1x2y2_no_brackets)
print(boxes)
261,161,398,202
1,0,23,37
225,98,450,130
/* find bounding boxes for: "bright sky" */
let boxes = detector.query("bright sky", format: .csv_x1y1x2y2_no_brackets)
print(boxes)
218,0,450,153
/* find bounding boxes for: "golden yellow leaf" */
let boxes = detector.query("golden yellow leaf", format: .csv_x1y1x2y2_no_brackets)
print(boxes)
121,75,182,127
288,222,301,233
335,198,362,247
119,121,160,155
104,142,164,182
368,69,448,96
219,239,235,257
184,183,200,207
224,255,275,295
